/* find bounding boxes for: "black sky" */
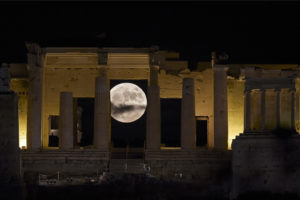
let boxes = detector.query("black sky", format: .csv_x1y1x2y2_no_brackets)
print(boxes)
1,2,300,68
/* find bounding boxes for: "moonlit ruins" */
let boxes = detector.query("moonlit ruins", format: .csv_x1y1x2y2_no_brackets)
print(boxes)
2,43,300,200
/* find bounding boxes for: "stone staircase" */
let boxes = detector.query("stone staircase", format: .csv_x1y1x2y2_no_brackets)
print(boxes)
109,159,145,174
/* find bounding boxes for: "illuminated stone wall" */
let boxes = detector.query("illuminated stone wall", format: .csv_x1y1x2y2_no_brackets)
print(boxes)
227,79,244,149
8,48,300,150
42,52,150,147
10,79,28,148
159,69,214,148
40,51,215,149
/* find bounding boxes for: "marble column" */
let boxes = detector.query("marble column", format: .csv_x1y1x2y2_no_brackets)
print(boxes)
291,89,295,130
260,89,266,131
94,72,110,150
26,66,42,150
244,89,251,132
181,78,196,150
213,65,229,150
59,92,73,150
146,66,161,150
275,89,281,129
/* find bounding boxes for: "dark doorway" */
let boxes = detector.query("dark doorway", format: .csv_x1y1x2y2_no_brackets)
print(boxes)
76,98,94,146
48,115,59,147
196,117,208,147
110,80,147,148
161,98,181,147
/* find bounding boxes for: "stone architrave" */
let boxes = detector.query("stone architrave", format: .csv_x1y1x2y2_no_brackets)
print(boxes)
146,66,161,150
181,78,196,150
59,92,73,150
26,43,44,150
94,70,110,150
213,65,229,150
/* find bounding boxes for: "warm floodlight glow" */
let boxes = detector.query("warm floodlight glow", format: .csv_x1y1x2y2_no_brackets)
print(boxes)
19,137,26,149
110,83,147,123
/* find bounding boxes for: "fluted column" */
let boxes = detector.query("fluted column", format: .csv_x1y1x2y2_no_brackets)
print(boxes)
181,78,196,150
275,89,281,129
146,66,161,150
291,89,295,130
59,92,73,150
94,71,110,150
27,65,42,150
244,89,251,132
260,89,266,131
213,65,229,150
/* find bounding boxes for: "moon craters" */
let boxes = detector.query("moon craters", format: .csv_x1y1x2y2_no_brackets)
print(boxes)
110,83,147,123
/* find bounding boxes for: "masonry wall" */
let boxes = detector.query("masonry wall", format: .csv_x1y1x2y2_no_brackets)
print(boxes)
145,150,232,198
0,93,20,184
22,150,109,180
232,134,300,198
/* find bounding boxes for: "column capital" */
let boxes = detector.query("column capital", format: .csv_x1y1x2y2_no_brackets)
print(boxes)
99,66,107,77
213,64,229,72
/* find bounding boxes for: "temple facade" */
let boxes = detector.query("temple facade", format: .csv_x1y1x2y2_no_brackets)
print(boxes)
2,43,300,197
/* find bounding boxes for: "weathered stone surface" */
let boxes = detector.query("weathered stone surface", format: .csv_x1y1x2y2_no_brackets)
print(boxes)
145,149,231,191
0,64,10,92
213,65,229,150
94,74,110,150
181,78,196,149
59,92,73,150
22,150,109,178
232,133,300,198
0,93,20,185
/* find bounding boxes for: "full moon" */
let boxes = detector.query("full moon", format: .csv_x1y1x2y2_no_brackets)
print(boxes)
110,83,147,123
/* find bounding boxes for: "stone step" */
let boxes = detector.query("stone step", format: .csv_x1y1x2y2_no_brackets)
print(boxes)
109,159,145,174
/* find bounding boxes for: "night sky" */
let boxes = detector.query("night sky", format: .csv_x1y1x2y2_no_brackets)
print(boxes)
1,2,300,69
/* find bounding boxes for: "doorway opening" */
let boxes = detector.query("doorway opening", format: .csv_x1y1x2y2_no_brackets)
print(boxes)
76,98,94,147
48,115,59,147
161,98,181,147
196,116,208,147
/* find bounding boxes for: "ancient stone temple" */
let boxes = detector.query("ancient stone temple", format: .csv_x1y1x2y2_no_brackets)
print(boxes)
2,42,300,197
